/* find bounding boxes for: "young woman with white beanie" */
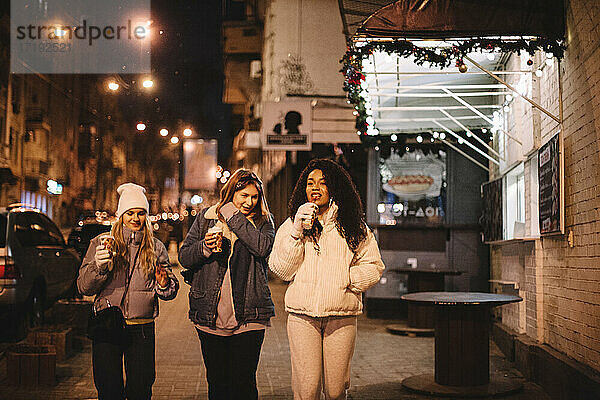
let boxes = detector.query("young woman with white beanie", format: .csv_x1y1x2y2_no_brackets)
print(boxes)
77,182,179,400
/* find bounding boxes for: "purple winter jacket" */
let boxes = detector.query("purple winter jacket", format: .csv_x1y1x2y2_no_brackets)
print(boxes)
77,227,179,320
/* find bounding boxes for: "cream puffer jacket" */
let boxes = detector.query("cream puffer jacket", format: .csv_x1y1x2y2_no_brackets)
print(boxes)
269,203,385,317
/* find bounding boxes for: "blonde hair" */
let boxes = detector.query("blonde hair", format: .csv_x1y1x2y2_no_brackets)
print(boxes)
216,169,270,224
110,213,157,277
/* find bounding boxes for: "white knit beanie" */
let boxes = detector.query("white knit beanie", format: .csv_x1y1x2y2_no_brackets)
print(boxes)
116,183,149,218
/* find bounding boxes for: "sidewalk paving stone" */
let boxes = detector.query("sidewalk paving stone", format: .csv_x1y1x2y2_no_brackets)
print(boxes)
0,262,550,399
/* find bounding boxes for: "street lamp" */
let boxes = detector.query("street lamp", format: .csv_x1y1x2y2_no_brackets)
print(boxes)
136,122,146,131
183,128,192,137
142,79,154,89
160,128,169,137
170,136,180,144
108,82,119,91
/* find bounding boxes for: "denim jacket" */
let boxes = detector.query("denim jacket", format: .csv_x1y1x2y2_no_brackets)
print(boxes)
178,205,275,328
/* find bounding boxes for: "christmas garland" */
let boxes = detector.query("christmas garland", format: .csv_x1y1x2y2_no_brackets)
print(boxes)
340,37,565,144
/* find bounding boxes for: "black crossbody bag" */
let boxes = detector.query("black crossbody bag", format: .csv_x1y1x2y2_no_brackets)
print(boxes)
87,247,139,342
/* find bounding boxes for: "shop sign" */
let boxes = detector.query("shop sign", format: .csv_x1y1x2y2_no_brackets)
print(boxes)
379,150,446,225
261,101,312,150
47,180,63,195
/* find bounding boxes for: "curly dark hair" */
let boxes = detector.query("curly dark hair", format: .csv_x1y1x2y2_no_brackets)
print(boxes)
289,158,367,252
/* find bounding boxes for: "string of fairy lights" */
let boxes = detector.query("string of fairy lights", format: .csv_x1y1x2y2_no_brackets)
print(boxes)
340,37,566,150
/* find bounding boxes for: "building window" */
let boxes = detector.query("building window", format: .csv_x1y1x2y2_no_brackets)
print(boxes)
376,149,446,226
504,163,525,239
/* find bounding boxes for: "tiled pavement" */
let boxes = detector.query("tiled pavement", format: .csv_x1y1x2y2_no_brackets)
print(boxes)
0,246,550,399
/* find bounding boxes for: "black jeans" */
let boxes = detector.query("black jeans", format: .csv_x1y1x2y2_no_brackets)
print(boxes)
92,322,155,400
196,329,265,400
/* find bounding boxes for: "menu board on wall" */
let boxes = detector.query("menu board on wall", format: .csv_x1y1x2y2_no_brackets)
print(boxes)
481,178,503,243
538,131,564,235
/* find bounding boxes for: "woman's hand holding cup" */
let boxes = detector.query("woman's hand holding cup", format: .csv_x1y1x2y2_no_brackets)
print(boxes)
301,203,318,229
155,262,169,287
205,226,223,253
292,203,318,238
96,235,115,272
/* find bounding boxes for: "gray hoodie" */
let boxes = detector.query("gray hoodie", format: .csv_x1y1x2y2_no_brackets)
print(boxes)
77,227,179,320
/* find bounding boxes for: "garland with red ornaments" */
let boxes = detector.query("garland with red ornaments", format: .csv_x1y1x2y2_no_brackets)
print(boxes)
340,37,565,144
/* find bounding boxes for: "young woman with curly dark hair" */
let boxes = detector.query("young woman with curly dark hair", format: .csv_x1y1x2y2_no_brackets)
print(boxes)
269,158,385,400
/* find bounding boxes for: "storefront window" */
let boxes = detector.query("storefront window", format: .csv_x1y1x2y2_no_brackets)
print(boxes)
504,162,525,239
377,149,446,225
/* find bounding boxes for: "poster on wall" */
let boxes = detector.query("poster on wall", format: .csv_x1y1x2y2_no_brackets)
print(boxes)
481,178,503,243
538,131,564,235
378,150,446,225
261,101,312,150
183,139,218,190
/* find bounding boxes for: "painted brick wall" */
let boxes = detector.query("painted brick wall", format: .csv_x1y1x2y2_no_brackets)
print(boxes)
492,0,600,372
542,0,600,372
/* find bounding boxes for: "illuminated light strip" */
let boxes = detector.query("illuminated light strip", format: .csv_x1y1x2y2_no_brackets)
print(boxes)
440,138,489,172
442,88,523,146
439,109,503,161
373,105,500,111
433,120,500,166
368,92,511,98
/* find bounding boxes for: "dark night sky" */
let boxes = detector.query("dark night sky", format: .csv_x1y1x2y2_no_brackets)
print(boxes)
1,1,233,163
148,0,232,162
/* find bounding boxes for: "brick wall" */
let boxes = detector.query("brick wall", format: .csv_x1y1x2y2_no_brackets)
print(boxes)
492,0,600,373
542,0,600,372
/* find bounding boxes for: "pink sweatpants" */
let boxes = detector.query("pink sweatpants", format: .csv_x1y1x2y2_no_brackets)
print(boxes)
287,313,357,400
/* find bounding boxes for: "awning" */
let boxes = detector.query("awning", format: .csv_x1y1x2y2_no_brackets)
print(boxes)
0,167,18,185
349,0,564,39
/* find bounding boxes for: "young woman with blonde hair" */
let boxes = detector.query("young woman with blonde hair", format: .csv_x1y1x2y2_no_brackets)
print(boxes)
78,183,179,400
179,169,275,400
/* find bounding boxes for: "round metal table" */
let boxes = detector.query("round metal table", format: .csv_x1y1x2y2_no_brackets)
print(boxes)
400,292,523,397
387,269,462,337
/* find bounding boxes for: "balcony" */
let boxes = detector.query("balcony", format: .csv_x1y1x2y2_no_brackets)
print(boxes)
26,107,51,131
23,158,50,178
223,21,263,55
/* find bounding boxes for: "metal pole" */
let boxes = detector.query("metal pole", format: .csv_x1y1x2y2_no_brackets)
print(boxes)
433,120,500,166
442,88,495,125
438,109,504,161
440,138,489,172
443,88,522,146
464,55,561,124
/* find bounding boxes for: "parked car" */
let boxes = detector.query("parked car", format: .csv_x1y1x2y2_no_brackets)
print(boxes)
0,204,81,339
67,218,112,259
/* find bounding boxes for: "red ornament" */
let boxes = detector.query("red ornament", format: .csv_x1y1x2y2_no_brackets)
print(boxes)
527,59,533,66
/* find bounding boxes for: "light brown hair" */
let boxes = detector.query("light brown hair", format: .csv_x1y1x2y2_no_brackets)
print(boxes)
110,213,157,277
216,169,270,224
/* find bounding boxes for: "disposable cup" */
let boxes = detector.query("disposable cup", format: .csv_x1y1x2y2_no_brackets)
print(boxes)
208,226,223,252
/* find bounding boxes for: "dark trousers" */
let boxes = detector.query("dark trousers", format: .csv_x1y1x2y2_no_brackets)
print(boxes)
92,322,156,400
196,329,265,400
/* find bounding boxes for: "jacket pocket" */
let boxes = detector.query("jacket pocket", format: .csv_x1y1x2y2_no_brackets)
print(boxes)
189,289,206,299
188,289,208,315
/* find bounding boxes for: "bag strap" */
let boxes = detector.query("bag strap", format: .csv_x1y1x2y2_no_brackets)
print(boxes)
119,245,141,308
94,243,141,314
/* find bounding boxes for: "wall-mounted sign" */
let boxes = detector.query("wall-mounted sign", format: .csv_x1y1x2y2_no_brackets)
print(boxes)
47,180,63,195
378,150,446,225
538,131,564,235
183,139,218,190
261,100,312,150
